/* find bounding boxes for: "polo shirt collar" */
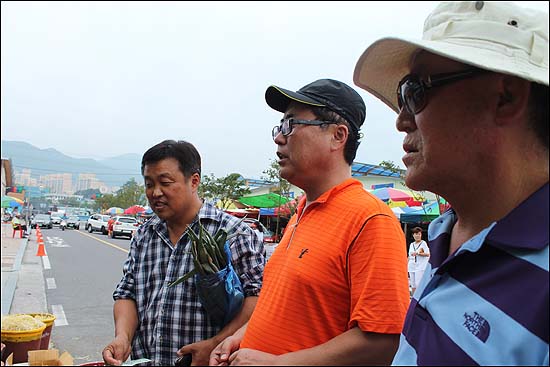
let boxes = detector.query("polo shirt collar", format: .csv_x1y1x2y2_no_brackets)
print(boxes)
295,178,361,215
486,182,549,251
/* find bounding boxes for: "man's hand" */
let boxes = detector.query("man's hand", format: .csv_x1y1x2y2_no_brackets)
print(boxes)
228,348,279,366
209,335,243,366
177,338,217,366
102,335,132,366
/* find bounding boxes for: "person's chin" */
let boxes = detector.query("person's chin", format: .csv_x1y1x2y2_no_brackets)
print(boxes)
404,168,425,191
153,208,170,220
279,166,294,182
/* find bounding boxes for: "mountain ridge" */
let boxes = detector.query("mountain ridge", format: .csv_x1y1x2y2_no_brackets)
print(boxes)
1,140,142,188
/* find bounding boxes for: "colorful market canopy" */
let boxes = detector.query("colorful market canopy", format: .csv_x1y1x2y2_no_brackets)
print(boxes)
259,206,292,217
1,196,24,208
399,202,441,223
124,205,146,215
369,188,425,207
238,193,290,208
105,207,124,215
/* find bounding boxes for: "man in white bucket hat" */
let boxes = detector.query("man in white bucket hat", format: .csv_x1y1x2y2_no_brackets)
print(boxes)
354,1,548,365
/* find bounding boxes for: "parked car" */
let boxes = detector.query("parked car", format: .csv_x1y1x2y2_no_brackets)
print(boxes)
50,213,63,225
86,214,111,234
262,228,281,244
66,215,81,230
243,218,280,243
110,216,139,239
31,214,53,229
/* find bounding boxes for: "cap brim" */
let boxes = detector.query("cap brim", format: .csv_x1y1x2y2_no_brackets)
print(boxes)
353,37,550,113
265,85,326,114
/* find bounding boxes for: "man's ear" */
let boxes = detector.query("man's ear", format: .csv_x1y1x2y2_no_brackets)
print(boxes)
190,172,201,190
495,75,531,126
331,124,349,151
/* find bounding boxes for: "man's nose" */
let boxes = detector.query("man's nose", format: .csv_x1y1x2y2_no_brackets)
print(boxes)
396,108,416,133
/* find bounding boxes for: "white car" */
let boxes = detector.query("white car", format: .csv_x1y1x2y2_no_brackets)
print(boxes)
110,216,139,239
50,213,63,225
86,214,111,234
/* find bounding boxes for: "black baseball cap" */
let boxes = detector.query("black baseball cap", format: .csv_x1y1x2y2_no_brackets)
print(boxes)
265,78,366,132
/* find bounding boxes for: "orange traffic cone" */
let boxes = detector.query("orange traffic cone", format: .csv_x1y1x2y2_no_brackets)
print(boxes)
36,237,46,257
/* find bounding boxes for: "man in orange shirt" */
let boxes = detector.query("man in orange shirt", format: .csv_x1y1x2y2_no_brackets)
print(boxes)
210,79,410,365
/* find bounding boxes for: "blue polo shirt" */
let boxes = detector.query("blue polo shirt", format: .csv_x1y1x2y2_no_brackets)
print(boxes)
392,183,549,366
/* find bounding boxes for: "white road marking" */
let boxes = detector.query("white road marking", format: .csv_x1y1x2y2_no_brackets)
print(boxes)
51,304,69,326
42,256,51,270
46,278,57,289
49,243,71,248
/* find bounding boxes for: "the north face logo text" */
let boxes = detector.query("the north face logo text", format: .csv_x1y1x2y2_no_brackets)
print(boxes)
463,312,490,342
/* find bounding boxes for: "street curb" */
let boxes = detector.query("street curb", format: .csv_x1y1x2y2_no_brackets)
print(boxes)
1,237,29,315
13,237,29,271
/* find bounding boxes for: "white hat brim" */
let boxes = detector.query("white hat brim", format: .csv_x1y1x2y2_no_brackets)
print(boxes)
353,36,550,113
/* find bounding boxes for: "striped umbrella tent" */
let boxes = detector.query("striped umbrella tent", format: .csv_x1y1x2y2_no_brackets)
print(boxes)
105,207,124,215
1,196,24,208
369,188,424,207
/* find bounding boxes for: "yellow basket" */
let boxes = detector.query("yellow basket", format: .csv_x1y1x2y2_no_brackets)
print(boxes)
28,313,56,328
1,324,46,343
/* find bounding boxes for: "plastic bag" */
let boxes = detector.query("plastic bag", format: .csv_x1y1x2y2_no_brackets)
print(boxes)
194,241,244,327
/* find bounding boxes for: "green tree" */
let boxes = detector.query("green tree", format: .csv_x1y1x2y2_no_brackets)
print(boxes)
95,193,116,212
198,173,218,202
114,178,146,208
90,178,145,213
378,160,404,177
261,159,291,196
203,173,250,209
261,159,300,236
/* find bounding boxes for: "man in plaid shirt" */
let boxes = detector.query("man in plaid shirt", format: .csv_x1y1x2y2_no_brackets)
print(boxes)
102,140,265,366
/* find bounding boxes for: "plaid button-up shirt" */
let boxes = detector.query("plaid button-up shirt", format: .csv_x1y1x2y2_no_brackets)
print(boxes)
113,202,265,366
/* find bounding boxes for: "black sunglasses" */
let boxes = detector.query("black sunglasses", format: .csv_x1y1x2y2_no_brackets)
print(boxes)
271,118,337,140
397,68,488,115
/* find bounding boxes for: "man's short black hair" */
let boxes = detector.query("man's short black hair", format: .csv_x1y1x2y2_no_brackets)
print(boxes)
141,140,201,178
310,106,361,165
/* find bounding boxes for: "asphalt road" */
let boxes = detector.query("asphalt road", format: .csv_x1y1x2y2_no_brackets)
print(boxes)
43,226,131,365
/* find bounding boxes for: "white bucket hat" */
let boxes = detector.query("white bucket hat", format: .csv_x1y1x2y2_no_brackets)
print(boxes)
353,1,549,113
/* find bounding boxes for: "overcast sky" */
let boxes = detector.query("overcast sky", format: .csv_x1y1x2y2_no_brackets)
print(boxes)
2,1,548,179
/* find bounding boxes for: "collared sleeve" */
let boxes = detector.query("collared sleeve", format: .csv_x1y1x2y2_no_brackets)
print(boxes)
348,214,410,334
229,222,266,297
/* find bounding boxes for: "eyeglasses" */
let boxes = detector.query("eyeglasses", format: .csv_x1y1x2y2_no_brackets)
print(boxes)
397,68,488,115
271,118,336,140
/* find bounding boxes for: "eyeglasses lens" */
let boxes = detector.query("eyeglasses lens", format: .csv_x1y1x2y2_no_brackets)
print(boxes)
400,78,425,115
272,119,292,140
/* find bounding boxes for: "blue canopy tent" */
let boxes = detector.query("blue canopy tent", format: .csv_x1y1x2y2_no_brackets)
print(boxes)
399,202,440,224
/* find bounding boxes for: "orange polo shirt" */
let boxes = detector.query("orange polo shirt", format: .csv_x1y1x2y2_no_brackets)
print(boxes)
240,179,410,354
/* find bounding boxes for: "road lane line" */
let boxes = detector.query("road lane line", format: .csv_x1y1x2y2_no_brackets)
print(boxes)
46,278,57,289
76,230,129,254
51,304,69,326
42,256,51,270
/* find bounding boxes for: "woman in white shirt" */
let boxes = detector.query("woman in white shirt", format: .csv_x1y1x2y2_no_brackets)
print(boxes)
408,227,430,295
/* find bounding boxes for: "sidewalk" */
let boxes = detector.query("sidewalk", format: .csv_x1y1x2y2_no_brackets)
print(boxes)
1,223,47,315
